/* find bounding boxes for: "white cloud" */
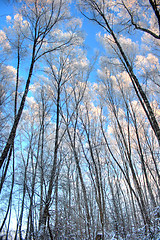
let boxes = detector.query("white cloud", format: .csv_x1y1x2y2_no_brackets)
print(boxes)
136,53,160,73
6,15,11,22
1,65,16,83
0,30,11,50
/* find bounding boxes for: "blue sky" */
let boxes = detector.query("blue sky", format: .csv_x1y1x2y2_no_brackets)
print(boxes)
0,0,14,21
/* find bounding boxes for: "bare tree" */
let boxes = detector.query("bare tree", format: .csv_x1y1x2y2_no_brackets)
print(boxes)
78,0,160,146
0,0,73,172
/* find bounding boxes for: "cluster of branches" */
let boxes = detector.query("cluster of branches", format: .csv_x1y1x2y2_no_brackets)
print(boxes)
0,0,160,239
